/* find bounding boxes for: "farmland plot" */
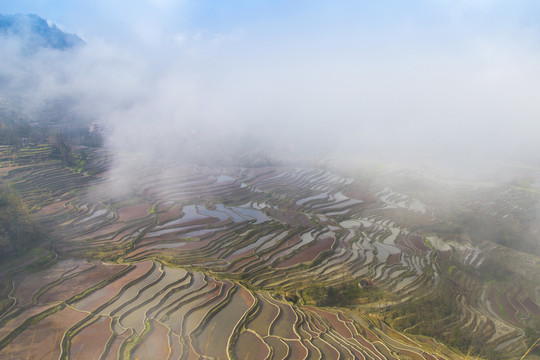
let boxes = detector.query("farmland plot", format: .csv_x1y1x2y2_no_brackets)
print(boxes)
2,149,539,358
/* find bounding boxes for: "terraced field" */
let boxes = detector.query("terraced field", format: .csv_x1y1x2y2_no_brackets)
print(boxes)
1,145,540,358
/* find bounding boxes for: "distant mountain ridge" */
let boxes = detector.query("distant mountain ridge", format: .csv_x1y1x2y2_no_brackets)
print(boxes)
0,13,83,51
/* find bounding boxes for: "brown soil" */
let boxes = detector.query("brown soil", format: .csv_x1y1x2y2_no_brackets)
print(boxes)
234,330,269,360
168,332,183,360
231,255,258,272
423,352,439,360
70,316,112,360
248,293,279,335
157,206,183,223
81,223,125,238
117,203,151,222
497,292,520,326
36,200,70,215
523,296,540,315
186,336,200,360
312,337,339,359
285,339,308,359
14,259,93,306
0,307,87,360
0,304,54,340
409,235,430,253
103,328,132,360
39,263,128,304
276,237,334,268
132,319,170,360
355,333,381,355
270,300,298,339
237,285,255,307
307,307,352,338
265,336,289,359
73,261,152,312
386,252,401,266
271,209,312,227
106,227,136,244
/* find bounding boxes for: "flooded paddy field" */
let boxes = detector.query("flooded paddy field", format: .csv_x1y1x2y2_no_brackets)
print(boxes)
2,149,540,358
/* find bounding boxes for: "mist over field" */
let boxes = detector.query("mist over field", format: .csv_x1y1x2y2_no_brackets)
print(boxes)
2,1,540,174
4,3,540,359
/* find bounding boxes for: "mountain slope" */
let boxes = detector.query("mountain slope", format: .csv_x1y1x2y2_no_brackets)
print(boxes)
0,13,83,51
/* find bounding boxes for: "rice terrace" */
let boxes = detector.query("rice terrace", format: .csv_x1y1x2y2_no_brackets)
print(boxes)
1,143,540,359
3,2,540,359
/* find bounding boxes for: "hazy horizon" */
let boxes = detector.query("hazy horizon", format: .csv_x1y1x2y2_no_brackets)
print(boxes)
2,1,540,173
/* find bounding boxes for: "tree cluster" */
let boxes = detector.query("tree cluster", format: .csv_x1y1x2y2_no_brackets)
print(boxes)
303,280,383,307
0,188,44,260
49,131,75,166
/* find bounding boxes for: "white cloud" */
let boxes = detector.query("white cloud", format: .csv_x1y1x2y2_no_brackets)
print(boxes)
4,2,540,172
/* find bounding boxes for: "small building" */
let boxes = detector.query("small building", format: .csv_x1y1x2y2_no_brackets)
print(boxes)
88,122,101,133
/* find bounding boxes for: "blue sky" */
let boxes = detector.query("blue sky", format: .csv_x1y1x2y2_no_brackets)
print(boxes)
3,1,540,165
3,0,540,65
3,1,539,45
3,1,539,79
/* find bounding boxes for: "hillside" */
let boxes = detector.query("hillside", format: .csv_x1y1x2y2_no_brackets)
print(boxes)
0,13,83,51
0,144,539,359
1,6,540,359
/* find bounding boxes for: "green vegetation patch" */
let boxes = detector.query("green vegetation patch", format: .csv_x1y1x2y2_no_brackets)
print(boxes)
0,186,46,260
301,280,385,307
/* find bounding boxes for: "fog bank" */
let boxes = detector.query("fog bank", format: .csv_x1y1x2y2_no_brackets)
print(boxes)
2,1,540,176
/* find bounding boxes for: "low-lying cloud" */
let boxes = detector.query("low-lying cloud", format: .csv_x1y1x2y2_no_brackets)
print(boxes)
2,2,540,178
